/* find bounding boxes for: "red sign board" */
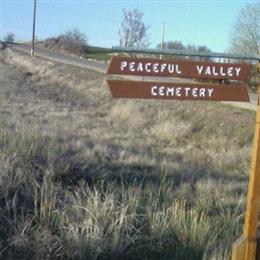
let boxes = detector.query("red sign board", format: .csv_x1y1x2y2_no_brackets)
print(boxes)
107,57,251,81
107,80,250,102
106,56,251,102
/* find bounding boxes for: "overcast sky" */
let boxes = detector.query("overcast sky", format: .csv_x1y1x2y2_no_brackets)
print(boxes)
1,0,259,52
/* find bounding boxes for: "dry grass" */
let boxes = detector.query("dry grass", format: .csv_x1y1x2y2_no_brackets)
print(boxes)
0,48,256,259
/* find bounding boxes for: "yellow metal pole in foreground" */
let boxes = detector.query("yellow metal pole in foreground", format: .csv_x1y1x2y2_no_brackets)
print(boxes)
232,59,260,260
243,94,260,258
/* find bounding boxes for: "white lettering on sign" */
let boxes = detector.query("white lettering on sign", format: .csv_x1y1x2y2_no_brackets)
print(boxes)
184,87,191,96
151,86,157,96
205,67,211,76
192,88,198,97
129,62,135,72
176,87,181,96
119,61,244,79
220,67,226,76
235,67,241,75
121,61,127,71
137,63,143,72
153,63,159,73
208,89,213,97
161,64,167,72
199,88,205,97
151,85,214,98
145,63,151,72
197,66,203,75
227,67,233,76
159,86,165,96
120,61,183,75
196,65,242,77
212,67,218,76
166,88,174,96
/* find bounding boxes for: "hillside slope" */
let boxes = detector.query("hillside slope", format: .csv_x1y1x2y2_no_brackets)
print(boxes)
0,48,256,259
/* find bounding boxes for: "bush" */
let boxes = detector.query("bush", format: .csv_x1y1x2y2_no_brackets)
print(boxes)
44,28,87,55
4,33,15,43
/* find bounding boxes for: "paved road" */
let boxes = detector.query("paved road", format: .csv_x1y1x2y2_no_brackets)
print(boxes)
6,42,258,110
7,42,108,73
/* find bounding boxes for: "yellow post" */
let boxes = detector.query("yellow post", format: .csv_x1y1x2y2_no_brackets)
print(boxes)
232,58,260,260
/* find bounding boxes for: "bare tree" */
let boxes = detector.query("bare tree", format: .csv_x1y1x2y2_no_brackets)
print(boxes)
119,8,149,48
59,28,87,54
230,3,260,55
4,32,15,43
44,28,87,55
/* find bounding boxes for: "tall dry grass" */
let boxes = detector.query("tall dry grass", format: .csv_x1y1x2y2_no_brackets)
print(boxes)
0,49,256,259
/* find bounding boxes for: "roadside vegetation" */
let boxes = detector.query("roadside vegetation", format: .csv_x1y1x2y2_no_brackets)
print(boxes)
37,28,113,61
0,48,255,259
3,32,15,43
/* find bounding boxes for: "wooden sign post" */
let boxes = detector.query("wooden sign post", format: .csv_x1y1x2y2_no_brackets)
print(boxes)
232,59,260,260
107,54,259,259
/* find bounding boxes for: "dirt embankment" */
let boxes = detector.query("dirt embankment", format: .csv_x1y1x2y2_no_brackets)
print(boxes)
4,48,105,89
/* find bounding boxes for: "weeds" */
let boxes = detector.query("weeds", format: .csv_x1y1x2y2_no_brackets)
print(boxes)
0,49,255,259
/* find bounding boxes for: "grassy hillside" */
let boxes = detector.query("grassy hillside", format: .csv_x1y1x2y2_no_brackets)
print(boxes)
0,48,256,259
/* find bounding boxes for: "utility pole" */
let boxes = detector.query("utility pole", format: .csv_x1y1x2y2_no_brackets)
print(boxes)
31,0,37,56
160,21,165,59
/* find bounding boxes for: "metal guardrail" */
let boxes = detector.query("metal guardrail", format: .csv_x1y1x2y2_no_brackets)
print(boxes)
112,46,260,61
6,42,259,61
